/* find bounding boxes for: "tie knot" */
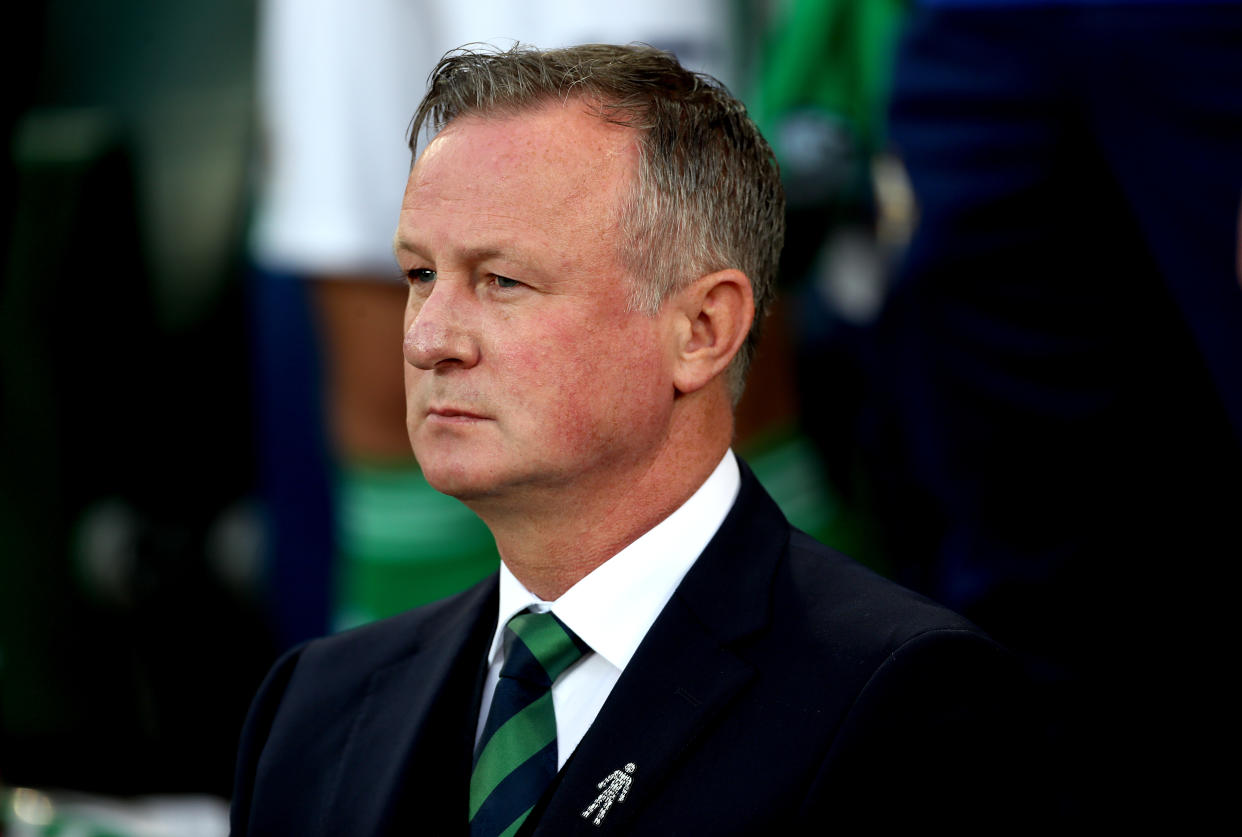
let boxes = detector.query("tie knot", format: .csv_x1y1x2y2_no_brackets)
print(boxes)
500,610,589,686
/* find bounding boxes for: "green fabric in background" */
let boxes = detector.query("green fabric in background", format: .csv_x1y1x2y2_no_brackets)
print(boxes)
333,464,499,630
751,0,907,158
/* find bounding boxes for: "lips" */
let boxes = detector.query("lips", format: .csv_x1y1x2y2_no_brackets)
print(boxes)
426,406,489,420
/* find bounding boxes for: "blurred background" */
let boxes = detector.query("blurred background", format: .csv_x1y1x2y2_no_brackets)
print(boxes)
2,0,1239,832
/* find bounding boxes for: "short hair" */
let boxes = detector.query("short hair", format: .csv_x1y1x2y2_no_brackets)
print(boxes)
409,43,785,403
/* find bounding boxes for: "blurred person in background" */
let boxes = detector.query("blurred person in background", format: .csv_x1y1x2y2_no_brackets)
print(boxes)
873,0,1242,823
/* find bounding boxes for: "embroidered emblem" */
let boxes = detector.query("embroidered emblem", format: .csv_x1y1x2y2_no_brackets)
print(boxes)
581,762,636,826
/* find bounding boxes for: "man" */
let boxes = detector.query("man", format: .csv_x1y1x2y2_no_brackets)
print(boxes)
231,44,1029,835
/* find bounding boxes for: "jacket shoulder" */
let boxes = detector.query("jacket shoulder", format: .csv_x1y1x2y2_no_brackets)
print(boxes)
229,575,497,835
783,528,985,644
291,576,495,680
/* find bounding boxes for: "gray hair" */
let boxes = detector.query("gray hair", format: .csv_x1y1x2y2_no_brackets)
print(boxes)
409,43,784,402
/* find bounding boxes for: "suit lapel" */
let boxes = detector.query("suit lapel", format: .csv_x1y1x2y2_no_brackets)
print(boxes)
533,464,789,834
326,578,498,837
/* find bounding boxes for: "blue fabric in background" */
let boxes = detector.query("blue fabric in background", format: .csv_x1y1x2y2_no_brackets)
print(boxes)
247,267,336,649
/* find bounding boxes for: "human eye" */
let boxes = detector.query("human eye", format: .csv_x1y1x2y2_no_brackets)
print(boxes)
492,274,523,290
405,268,436,285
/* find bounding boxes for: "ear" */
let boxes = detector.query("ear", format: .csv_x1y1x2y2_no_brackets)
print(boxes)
668,268,754,396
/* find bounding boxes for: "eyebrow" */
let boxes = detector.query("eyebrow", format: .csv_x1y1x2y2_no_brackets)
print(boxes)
392,234,421,261
392,237,531,272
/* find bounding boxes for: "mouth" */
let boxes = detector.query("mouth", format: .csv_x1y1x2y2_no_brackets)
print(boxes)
426,406,489,421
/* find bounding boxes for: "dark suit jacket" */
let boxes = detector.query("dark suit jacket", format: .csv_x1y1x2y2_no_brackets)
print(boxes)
231,465,1031,835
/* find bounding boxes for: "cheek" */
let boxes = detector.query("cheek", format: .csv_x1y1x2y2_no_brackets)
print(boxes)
512,319,668,448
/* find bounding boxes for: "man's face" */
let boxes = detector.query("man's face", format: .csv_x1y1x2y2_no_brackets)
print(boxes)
396,103,679,509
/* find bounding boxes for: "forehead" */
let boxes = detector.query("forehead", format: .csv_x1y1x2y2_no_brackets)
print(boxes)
404,102,638,230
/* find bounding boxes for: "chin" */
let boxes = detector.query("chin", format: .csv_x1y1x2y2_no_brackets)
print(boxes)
416,455,501,502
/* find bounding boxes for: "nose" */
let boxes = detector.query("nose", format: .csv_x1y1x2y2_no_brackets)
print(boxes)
403,280,480,370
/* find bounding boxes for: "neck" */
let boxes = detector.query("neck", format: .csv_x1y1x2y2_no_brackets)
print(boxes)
470,400,733,600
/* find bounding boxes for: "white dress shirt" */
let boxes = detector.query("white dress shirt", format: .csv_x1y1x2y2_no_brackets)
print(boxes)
475,449,741,769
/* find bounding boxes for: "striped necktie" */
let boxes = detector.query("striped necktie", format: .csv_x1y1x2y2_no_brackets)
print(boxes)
469,610,590,837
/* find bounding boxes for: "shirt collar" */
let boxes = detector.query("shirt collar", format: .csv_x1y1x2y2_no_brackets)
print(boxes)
487,449,741,672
